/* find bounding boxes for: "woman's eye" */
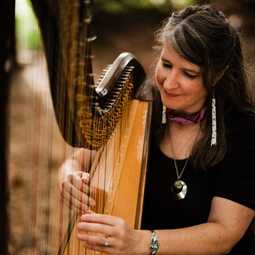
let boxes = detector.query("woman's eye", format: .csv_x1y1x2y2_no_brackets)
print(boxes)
184,72,198,79
162,62,172,68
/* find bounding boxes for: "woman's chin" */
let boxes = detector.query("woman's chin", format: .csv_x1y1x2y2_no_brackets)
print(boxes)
162,102,182,111
161,97,182,110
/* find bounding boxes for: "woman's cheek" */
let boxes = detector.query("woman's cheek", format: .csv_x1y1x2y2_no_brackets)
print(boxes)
154,68,164,88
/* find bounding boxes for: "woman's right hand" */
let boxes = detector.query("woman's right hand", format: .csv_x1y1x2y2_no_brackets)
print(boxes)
59,157,96,214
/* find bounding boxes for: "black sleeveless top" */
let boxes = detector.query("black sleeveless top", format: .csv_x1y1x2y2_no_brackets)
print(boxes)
141,110,255,254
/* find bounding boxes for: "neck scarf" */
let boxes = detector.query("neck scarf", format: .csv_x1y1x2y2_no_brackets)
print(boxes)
166,108,205,125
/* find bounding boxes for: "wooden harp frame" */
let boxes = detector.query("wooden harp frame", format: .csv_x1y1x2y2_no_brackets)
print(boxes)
31,0,152,254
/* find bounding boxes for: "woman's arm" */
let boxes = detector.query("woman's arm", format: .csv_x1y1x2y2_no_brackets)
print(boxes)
77,196,254,255
150,196,254,255
59,151,255,254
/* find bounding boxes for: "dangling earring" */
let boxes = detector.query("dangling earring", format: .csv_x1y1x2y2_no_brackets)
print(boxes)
162,105,167,124
211,88,217,146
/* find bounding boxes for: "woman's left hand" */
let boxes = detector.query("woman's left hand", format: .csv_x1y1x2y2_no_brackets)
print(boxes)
77,213,150,255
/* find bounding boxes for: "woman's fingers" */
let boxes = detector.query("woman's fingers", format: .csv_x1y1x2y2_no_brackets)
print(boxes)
63,178,89,197
78,214,126,242
62,195,90,213
67,171,90,189
61,180,95,214
80,172,90,182
77,221,114,236
61,190,95,213
77,233,115,253
62,171,95,197
69,171,90,183
80,213,123,227
76,214,135,254
61,184,95,207
69,172,96,196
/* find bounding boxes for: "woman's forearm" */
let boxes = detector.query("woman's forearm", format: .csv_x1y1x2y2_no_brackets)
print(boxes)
139,223,234,255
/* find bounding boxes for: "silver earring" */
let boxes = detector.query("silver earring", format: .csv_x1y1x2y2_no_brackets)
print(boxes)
162,105,167,124
211,90,217,146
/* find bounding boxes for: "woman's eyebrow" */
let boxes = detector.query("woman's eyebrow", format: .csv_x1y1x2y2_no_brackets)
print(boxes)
161,57,171,63
161,57,200,74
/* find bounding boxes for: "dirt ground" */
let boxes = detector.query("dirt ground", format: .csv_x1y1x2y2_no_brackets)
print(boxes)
8,52,69,254
7,6,255,255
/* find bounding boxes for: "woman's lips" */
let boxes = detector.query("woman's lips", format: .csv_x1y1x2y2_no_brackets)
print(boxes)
164,91,180,97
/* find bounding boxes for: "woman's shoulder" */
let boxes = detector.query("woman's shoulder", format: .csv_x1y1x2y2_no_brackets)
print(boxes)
226,108,255,130
226,109,255,148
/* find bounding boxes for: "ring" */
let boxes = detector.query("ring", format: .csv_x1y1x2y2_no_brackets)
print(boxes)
104,241,110,247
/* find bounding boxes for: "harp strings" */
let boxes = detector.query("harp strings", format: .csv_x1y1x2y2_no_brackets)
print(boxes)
54,0,143,253
59,0,109,253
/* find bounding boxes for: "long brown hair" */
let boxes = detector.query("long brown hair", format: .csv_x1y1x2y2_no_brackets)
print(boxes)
153,4,254,169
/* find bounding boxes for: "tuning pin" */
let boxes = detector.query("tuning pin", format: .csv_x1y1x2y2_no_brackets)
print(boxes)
86,36,97,42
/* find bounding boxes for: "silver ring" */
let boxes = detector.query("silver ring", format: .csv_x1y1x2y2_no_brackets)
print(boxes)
104,241,110,247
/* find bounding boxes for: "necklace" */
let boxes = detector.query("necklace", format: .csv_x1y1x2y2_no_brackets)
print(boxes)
168,131,190,200
168,126,201,200
171,159,189,200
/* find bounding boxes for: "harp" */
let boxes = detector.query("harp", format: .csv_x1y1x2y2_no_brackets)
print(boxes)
31,0,152,254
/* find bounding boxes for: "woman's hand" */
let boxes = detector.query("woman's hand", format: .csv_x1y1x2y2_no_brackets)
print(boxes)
59,158,96,214
77,213,151,255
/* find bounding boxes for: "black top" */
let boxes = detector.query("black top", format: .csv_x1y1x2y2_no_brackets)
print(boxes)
141,110,255,254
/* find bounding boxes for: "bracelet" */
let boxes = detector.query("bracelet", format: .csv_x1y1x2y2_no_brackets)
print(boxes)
150,230,160,255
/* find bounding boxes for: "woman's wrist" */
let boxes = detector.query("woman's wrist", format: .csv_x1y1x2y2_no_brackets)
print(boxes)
134,230,153,255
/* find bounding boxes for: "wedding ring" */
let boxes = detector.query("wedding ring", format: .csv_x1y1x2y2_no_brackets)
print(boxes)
104,241,110,247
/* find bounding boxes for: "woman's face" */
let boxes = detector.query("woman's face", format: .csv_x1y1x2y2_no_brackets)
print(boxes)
155,41,207,113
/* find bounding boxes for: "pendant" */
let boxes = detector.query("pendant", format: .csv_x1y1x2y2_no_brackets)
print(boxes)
172,180,187,200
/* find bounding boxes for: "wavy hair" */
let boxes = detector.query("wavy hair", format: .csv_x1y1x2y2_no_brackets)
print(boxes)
153,4,254,169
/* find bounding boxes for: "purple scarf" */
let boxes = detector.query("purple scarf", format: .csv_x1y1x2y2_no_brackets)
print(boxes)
166,108,206,125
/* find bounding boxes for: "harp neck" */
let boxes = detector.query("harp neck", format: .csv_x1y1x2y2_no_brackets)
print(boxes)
81,0,95,87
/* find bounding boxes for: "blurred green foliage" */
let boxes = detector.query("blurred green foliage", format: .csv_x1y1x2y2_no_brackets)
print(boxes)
95,0,166,12
15,0,197,50
95,0,196,13
15,0,42,50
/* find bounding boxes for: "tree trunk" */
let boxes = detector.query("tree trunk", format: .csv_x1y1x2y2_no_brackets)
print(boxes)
0,0,16,254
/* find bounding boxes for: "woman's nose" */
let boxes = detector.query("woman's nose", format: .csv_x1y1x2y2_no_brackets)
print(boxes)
163,69,179,90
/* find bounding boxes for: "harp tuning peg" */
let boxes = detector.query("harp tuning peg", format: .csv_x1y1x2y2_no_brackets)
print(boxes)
86,36,97,42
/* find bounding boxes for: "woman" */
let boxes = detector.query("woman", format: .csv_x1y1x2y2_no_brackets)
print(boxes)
59,4,255,255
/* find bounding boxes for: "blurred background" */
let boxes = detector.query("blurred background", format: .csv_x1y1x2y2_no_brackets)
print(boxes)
3,0,255,254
